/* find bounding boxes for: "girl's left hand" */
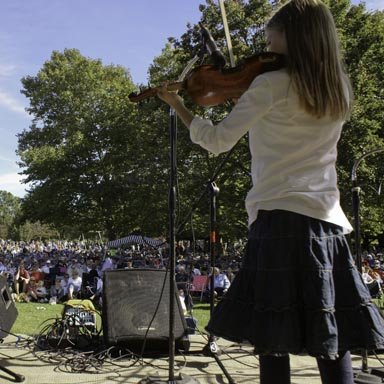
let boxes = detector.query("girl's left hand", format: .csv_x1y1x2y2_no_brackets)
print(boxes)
157,82,183,106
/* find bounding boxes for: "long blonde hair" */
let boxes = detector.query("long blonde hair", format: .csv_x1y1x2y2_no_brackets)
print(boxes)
267,0,352,119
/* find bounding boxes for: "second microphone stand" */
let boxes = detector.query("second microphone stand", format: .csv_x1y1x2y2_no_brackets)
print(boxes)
177,146,238,384
351,148,384,378
202,181,236,384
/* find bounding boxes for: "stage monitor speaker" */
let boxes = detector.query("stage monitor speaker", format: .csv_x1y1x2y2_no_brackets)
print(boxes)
102,269,189,354
0,275,18,339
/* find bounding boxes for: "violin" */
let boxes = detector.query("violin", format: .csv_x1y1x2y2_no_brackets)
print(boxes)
129,52,285,107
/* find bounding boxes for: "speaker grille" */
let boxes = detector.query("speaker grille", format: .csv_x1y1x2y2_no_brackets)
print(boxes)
102,269,187,349
0,275,18,339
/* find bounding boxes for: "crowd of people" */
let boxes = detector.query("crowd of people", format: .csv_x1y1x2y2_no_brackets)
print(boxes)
0,238,243,308
2,238,383,310
361,251,384,298
0,240,108,305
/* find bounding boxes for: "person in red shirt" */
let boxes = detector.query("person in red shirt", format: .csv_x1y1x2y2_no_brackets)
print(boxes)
372,259,384,282
30,263,45,284
14,263,30,295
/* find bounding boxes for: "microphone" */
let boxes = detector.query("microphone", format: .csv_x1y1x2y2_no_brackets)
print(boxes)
199,22,226,68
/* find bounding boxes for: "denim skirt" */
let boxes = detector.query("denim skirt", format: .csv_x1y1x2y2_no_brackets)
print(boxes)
206,209,384,359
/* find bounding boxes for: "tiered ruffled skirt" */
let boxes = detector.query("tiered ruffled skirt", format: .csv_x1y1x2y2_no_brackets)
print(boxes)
206,210,384,359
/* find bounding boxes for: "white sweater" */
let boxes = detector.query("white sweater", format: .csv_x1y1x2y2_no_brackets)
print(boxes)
190,68,352,232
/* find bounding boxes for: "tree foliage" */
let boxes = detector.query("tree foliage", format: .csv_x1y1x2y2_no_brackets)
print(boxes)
0,191,21,238
18,49,142,238
18,220,59,242
331,1,384,245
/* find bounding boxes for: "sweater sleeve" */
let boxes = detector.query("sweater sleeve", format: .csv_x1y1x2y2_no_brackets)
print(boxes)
189,75,273,155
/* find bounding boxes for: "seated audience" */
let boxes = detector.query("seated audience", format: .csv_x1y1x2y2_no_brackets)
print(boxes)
363,266,382,298
50,277,67,303
226,267,236,283
373,259,384,281
40,260,51,275
36,280,48,302
211,267,231,298
14,263,30,295
30,263,45,284
0,258,8,274
179,289,197,334
60,273,70,299
24,277,47,302
175,265,190,291
68,271,82,299
84,276,103,307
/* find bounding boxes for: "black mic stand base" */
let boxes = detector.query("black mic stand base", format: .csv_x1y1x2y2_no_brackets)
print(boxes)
186,330,236,383
201,336,236,384
138,374,200,384
0,363,25,382
353,367,384,383
202,336,221,356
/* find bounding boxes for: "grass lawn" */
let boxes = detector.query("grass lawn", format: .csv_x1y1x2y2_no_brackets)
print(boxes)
11,301,212,337
12,299,384,338
11,302,64,336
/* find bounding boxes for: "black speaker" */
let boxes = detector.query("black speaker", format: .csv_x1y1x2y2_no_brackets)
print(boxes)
102,269,189,354
0,275,18,339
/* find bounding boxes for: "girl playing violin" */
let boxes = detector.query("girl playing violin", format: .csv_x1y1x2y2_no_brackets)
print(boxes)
157,1,384,383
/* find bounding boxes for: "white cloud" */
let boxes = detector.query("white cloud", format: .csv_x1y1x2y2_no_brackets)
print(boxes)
0,63,16,77
0,155,16,164
0,172,21,185
0,172,27,197
0,90,28,116
365,0,384,10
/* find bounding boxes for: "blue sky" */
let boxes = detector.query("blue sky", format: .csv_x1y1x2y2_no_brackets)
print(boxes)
0,0,382,198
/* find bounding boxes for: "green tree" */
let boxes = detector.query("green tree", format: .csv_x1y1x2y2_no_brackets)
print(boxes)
332,1,384,246
0,191,21,239
18,220,59,242
18,49,140,239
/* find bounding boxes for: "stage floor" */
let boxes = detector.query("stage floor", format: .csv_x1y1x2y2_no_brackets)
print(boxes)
0,333,383,383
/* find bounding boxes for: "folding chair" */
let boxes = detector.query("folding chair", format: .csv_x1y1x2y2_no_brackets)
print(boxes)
189,275,209,302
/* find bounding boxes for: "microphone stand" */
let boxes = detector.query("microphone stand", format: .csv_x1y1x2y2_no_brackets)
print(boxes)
202,181,236,384
351,148,384,378
175,146,237,384
139,55,201,384
0,331,25,382
141,26,236,383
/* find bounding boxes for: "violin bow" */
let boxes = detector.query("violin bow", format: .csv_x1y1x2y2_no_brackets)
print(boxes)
218,0,236,68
